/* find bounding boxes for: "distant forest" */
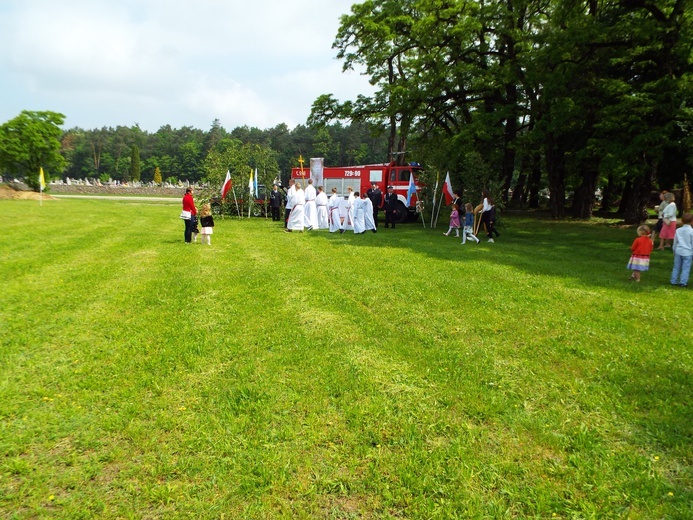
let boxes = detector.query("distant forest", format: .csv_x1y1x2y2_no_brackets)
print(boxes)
60,120,390,186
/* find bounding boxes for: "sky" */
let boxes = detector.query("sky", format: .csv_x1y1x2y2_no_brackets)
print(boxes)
0,0,374,133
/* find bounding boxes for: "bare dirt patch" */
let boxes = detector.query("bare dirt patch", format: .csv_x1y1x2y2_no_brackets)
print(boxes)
0,184,56,200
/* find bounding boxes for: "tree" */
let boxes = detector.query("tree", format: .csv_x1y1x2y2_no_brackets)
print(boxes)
153,166,162,185
129,145,140,182
0,110,66,190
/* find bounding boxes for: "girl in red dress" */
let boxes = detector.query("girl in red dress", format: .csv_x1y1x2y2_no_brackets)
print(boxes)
627,225,654,282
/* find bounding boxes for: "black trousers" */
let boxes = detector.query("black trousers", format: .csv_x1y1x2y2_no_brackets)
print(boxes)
271,206,281,221
482,213,499,237
184,218,195,242
385,210,395,228
284,208,291,227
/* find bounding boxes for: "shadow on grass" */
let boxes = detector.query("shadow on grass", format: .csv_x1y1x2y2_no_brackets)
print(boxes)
293,212,682,292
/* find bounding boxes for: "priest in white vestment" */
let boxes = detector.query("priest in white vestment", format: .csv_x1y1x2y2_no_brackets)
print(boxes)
286,183,306,232
303,179,318,229
315,187,329,229
328,188,342,233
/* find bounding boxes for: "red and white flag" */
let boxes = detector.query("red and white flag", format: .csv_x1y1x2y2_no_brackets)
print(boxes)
221,170,232,199
442,172,453,205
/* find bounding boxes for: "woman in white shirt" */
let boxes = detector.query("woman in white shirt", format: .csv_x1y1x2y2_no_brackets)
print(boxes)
658,191,677,250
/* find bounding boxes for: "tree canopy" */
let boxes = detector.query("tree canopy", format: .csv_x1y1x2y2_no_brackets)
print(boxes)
0,110,66,191
312,0,693,223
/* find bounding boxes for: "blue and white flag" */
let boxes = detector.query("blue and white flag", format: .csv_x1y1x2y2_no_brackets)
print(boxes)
405,171,417,206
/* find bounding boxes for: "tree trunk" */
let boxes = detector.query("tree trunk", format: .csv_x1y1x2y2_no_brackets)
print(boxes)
499,84,518,204
545,139,566,218
618,178,632,215
601,173,615,211
528,150,541,209
510,172,526,207
623,162,657,225
571,164,599,218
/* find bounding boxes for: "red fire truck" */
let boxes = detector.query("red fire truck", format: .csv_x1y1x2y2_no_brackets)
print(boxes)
290,159,424,223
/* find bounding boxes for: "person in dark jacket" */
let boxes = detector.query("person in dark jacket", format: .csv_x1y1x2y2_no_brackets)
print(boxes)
199,203,215,245
367,182,383,227
451,190,463,210
384,186,398,229
269,184,282,221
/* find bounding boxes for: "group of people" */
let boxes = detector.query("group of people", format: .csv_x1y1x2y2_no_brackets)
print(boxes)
282,179,382,234
627,190,692,286
183,180,693,288
180,186,215,244
445,189,499,243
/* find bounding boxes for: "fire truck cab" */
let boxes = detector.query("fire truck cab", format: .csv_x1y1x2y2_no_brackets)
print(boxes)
290,159,424,223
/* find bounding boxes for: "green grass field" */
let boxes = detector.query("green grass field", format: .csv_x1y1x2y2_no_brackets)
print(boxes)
1,197,691,519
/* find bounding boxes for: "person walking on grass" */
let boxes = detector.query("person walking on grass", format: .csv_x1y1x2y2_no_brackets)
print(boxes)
475,189,500,242
367,182,382,226
462,203,480,244
627,225,653,282
315,186,329,229
328,187,342,233
286,182,305,233
199,203,215,245
361,192,377,233
670,213,693,288
444,203,461,237
352,192,366,234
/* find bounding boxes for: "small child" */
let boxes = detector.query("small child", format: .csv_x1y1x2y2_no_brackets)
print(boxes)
191,216,200,243
627,225,653,282
199,203,215,245
462,203,480,244
670,213,693,287
444,204,461,237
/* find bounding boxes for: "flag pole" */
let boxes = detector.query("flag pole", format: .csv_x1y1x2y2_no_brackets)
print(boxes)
39,166,45,206
430,172,439,228
232,187,241,218
417,201,426,227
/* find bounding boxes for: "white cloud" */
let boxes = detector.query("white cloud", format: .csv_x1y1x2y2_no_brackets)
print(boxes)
0,0,373,131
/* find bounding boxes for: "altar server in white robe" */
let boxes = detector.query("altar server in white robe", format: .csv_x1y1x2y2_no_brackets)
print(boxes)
315,186,329,229
352,192,366,233
362,192,377,232
286,183,306,232
343,187,355,231
328,188,342,233
283,179,296,228
303,179,318,230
